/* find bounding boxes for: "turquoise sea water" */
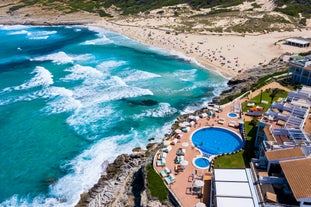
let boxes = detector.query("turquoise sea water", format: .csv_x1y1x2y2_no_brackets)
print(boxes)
0,25,227,206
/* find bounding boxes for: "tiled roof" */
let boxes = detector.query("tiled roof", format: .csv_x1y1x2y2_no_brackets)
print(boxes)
280,158,311,199
265,148,304,161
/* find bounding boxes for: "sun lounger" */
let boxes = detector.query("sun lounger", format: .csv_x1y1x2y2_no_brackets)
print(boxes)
157,152,167,160
218,118,225,124
164,174,175,185
160,167,171,177
176,148,186,156
175,155,184,164
157,158,166,167
170,138,178,145
228,121,238,128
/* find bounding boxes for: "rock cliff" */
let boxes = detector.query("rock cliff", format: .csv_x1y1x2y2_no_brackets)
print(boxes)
76,152,165,207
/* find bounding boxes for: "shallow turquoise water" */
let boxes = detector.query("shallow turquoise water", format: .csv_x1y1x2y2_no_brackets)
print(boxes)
0,25,227,206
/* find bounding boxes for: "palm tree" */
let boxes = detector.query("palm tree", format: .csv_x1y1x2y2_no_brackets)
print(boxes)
269,88,280,103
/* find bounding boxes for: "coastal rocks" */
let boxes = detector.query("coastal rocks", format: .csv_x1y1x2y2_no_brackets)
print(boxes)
76,153,147,207
216,57,288,102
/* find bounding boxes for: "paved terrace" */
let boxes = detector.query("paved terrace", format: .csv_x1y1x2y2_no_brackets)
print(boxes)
154,100,243,207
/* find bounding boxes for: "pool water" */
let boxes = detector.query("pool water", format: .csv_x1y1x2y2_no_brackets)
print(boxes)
193,157,210,169
228,112,238,118
192,127,243,155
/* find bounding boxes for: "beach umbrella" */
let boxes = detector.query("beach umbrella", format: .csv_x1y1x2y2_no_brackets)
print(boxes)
182,142,189,147
175,129,182,133
190,121,195,126
179,123,186,127
186,127,191,132
182,121,190,126
195,202,206,207
189,115,195,120
180,160,189,166
194,180,204,187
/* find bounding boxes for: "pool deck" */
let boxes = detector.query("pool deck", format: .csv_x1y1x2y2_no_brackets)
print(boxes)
154,101,243,207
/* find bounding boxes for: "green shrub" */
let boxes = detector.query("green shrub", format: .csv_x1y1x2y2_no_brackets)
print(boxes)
146,164,167,201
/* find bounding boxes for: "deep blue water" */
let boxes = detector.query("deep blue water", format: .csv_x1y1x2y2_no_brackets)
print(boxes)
0,25,227,206
192,127,243,155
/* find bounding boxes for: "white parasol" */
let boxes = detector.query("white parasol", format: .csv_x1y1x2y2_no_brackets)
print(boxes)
182,142,189,147
163,140,171,146
180,160,189,166
195,202,206,207
194,179,204,187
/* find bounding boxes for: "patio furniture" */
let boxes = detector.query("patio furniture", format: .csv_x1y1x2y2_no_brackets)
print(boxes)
218,118,225,124
175,155,184,164
157,158,166,167
176,148,186,156
160,167,171,177
228,121,238,128
157,152,167,160
164,174,175,185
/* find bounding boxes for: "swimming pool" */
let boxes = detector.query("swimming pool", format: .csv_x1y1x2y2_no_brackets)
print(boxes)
228,112,238,118
191,127,243,155
193,157,210,169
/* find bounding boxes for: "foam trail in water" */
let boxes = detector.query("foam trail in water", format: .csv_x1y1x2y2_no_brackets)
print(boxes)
0,25,29,30
31,52,93,65
97,60,126,71
121,69,161,83
1,135,136,207
134,103,178,119
0,66,54,93
42,87,82,114
8,30,29,35
62,64,105,81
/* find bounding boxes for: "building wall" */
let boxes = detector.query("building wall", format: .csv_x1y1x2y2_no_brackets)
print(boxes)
255,122,267,157
289,65,311,86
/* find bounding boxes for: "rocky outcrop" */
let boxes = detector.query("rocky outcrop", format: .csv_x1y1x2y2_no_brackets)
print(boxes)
76,148,167,207
76,153,147,207
216,57,288,102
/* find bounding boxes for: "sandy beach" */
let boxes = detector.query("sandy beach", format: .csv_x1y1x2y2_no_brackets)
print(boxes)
93,18,311,78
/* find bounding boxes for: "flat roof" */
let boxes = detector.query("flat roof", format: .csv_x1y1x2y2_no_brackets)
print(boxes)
280,158,311,200
265,148,305,161
216,182,252,197
216,197,255,207
214,169,260,207
214,168,248,182
286,38,310,45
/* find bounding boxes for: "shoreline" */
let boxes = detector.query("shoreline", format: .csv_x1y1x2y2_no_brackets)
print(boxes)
91,18,311,79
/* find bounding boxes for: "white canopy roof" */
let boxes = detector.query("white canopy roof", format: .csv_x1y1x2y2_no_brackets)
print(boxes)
214,169,260,207
216,197,255,207
214,169,248,182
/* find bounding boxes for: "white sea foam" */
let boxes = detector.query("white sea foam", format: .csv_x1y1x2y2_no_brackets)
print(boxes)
12,66,53,91
1,135,136,207
121,69,161,82
82,35,113,45
8,30,29,35
172,69,197,82
77,85,153,104
97,60,126,71
134,102,177,119
42,87,82,114
62,65,104,81
27,30,57,40
0,25,29,30
66,104,117,136
31,52,93,65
